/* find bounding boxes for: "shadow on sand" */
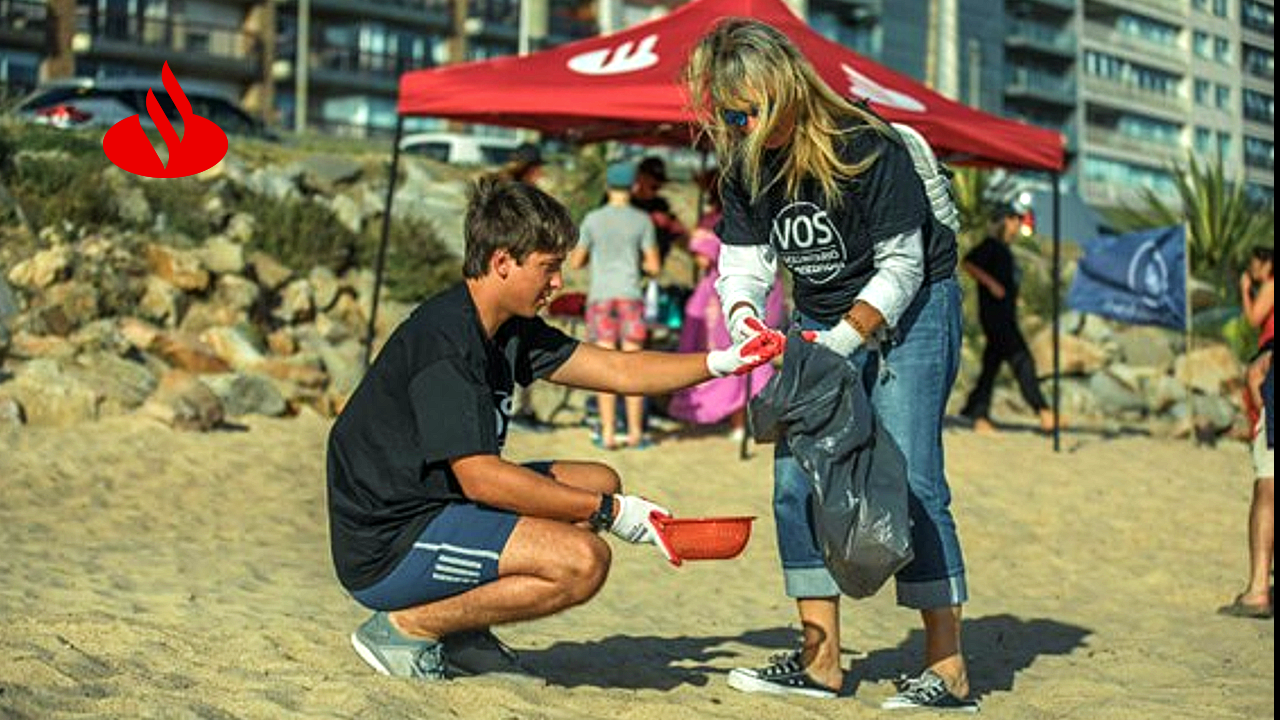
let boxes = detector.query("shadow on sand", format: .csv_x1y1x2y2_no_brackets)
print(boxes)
521,614,1090,695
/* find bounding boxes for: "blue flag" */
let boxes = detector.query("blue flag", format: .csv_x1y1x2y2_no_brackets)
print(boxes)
1067,225,1187,330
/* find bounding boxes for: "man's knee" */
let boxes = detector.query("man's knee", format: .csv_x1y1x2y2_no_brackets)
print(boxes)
551,533,612,606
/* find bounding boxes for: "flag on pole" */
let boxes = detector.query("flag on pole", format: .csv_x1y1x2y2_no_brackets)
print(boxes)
1066,225,1187,330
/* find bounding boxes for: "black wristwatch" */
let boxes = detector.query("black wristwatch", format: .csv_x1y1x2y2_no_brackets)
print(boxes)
588,493,615,532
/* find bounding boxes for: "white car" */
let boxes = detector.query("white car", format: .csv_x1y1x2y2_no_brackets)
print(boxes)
398,132,523,166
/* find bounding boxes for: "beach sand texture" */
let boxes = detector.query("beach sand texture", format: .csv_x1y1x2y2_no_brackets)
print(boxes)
0,413,1272,719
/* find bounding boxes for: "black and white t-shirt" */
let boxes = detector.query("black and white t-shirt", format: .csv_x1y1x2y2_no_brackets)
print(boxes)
326,283,578,591
717,125,957,325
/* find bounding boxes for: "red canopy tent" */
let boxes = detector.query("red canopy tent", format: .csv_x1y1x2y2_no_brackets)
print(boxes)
394,0,1065,171
371,0,1074,446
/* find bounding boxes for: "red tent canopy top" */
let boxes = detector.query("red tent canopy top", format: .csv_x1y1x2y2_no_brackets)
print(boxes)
396,0,1065,172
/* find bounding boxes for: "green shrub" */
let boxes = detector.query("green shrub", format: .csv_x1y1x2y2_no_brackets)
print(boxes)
230,187,360,273
135,176,217,240
358,216,459,303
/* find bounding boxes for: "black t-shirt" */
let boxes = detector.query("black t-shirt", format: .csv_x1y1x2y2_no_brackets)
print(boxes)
717,125,957,325
964,236,1019,328
326,283,578,591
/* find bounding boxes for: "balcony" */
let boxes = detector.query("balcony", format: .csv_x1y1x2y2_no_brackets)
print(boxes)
303,47,415,94
1080,20,1185,74
1080,74,1186,119
1084,125,1185,158
1004,68,1077,109
0,0,49,50
74,8,261,80
1008,0,1075,16
1005,20,1076,60
305,0,451,29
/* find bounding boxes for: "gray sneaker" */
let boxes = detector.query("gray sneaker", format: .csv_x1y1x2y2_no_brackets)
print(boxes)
443,629,543,684
350,612,445,680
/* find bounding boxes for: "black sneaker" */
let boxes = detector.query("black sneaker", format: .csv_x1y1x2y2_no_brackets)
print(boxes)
882,669,979,713
442,629,543,684
727,650,839,699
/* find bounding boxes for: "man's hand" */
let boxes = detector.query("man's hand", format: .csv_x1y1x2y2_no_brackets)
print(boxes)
610,495,671,545
727,306,765,344
708,323,787,377
801,320,864,357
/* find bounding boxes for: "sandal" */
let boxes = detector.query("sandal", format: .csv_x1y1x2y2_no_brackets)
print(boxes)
1217,594,1273,619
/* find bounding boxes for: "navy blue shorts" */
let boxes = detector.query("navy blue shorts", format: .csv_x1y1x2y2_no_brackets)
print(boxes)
351,503,519,611
350,461,552,611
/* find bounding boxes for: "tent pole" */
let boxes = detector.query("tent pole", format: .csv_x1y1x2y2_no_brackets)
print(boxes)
1051,172,1061,452
1183,221,1194,446
364,116,406,370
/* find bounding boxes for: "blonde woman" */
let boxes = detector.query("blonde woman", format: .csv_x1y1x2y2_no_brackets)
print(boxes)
684,19,976,711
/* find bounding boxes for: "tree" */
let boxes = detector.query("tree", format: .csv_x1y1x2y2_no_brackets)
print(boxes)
1112,153,1273,303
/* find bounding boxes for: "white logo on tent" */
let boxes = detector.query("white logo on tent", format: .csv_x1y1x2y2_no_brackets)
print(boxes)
568,34,660,76
841,64,926,113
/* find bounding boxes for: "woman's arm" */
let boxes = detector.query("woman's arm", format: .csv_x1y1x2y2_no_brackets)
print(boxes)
1241,276,1273,328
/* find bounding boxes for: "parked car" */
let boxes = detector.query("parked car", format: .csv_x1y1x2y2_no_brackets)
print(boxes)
10,77,275,139
398,132,523,166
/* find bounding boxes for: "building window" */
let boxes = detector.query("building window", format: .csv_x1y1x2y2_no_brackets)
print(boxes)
1243,89,1275,124
1244,136,1274,170
1213,36,1232,65
1242,0,1274,34
1194,127,1213,153
1083,51,1180,98
1194,78,1212,106
1216,83,1231,111
1083,155,1178,196
1243,45,1274,80
1116,13,1179,46
1192,31,1211,59
1191,0,1208,11
1116,113,1181,144
1217,131,1232,157
1212,0,1228,18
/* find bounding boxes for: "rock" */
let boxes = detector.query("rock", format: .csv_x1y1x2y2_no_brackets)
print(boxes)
140,370,224,432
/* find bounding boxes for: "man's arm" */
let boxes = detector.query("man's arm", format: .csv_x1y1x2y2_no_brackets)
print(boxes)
1240,275,1273,328
962,260,1006,299
547,343,713,394
451,454,600,522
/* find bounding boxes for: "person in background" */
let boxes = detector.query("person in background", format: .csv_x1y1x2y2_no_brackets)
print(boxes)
1219,246,1274,620
669,170,786,440
496,142,555,433
957,198,1056,434
631,156,690,266
1239,246,1274,418
328,176,785,682
569,161,662,450
684,18,977,711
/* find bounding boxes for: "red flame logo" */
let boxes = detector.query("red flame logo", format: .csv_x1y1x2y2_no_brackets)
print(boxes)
102,63,229,179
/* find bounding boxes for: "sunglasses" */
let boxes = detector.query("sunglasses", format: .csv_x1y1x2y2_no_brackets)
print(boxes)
719,105,759,127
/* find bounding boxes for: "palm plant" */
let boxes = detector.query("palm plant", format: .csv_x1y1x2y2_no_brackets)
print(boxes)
1111,153,1273,302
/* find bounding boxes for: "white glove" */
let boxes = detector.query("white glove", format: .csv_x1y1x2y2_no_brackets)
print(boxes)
610,495,671,545
727,305,762,344
707,321,787,378
801,320,865,357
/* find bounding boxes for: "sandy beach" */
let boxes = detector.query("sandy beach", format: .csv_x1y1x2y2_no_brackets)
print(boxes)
0,408,1272,720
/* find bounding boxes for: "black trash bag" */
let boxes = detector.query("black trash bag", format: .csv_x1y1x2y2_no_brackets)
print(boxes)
750,331,913,599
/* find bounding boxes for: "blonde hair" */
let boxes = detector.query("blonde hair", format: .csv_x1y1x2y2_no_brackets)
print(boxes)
682,18,887,206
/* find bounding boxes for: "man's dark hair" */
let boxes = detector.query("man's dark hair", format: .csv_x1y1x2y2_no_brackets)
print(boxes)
1252,246,1273,265
463,176,577,279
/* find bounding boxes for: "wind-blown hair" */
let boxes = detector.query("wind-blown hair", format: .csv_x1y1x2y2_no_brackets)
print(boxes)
462,176,578,279
682,18,888,206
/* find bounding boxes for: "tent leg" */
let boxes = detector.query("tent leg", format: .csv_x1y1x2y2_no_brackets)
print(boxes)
1051,173,1061,452
364,116,406,370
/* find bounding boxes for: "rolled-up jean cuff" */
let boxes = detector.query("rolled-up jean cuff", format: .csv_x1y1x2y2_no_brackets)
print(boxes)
896,574,968,610
783,566,842,598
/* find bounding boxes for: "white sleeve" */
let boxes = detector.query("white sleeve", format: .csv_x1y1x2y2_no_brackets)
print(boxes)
856,228,924,328
715,243,777,319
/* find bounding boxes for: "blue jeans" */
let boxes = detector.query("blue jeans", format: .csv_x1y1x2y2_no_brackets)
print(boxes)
773,277,968,609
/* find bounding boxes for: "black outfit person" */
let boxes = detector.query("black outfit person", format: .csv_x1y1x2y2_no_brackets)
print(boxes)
959,234,1048,422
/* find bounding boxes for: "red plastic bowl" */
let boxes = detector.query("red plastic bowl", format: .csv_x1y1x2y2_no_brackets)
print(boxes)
650,513,756,566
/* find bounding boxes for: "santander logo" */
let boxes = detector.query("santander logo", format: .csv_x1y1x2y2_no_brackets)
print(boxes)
101,62,229,179
840,64,926,113
567,34,660,76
